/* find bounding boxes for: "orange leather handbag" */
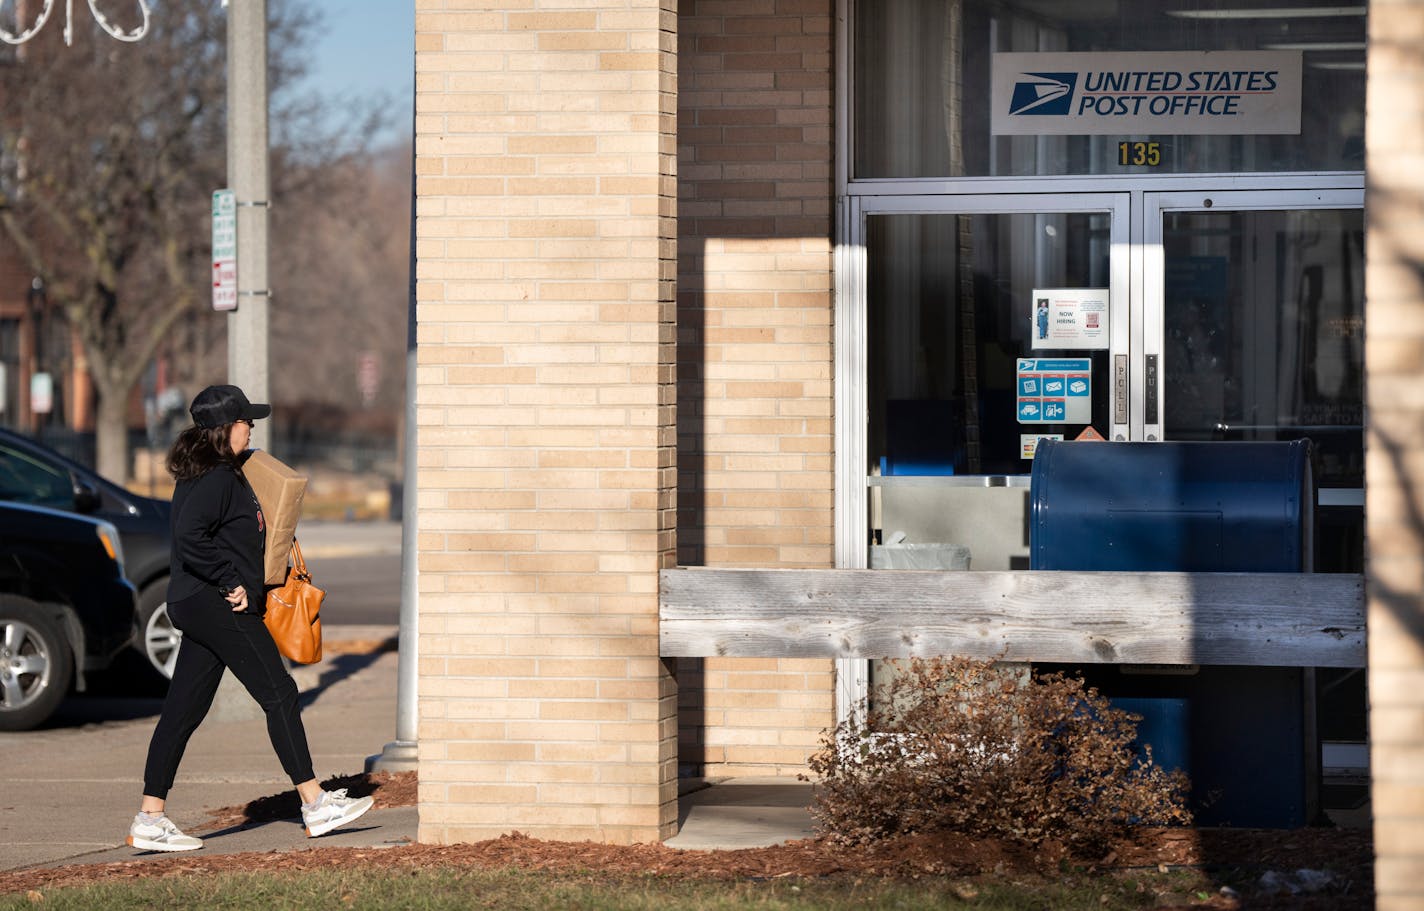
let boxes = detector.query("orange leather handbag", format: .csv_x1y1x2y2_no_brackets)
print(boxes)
264,538,324,664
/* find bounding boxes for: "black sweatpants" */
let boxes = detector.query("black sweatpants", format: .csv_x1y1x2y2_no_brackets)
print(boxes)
142,589,315,799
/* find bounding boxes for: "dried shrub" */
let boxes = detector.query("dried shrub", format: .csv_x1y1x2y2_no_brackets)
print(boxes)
806,657,1191,851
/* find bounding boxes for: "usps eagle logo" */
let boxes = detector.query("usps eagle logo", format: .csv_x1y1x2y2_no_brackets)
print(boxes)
1008,73,1077,115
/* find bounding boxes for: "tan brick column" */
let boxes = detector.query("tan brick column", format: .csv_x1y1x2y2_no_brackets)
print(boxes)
413,3,677,844
674,0,836,775
1366,0,1424,903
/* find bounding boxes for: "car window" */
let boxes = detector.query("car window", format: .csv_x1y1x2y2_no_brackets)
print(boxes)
0,445,74,510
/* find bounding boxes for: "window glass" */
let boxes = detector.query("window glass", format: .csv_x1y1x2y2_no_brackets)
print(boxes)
0,319,19,419
854,0,1365,178
1162,208,1364,487
867,211,1112,478
0,445,74,510
1162,207,1364,573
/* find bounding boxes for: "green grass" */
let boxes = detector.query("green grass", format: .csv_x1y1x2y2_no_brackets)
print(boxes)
0,867,1217,911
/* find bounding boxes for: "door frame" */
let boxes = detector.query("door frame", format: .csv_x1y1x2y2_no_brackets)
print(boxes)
833,179,1364,721
836,179,1365,572
834,192,1131,716
835,192,1131,569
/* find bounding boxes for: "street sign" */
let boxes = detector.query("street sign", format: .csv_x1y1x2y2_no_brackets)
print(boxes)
359,352,380,407
30,372,52,414
212,189,237,311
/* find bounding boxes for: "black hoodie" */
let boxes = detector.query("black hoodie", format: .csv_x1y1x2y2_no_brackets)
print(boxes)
167,461,267,609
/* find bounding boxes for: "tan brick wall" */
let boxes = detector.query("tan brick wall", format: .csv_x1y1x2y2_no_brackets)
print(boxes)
414,1,678,845
1366,0,1424,903
675,0,837,775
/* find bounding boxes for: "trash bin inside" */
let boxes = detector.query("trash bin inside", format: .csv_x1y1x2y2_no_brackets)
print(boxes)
870,541,972,571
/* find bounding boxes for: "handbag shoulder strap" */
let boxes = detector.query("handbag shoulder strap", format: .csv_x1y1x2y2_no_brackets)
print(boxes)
290,536,308,574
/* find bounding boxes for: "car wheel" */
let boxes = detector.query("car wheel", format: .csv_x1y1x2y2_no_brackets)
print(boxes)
0,595,73,731
136,582,180,680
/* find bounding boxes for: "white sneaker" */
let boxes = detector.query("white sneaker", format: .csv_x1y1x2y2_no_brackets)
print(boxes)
127,814,203,852
302,788,375,837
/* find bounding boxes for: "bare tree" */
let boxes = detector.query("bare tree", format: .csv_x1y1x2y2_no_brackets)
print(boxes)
269,141,410,416
0,0,387,480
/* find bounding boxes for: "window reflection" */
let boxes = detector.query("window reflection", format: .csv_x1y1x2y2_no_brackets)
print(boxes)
854,0,1366,178
1162,208,1364,490
868,212,1112,477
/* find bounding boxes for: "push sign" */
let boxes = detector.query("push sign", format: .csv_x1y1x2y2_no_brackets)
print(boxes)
1017,359,1091,425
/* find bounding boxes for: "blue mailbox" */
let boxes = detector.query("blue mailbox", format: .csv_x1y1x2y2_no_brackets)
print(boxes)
1030,439,1312,573
1029,439,1315,828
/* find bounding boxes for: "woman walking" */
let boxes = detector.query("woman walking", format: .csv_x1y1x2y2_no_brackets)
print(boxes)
127,384,372,852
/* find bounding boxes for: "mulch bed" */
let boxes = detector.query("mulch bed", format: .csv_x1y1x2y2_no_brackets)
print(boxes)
0,771,1373,909
197,771,416,832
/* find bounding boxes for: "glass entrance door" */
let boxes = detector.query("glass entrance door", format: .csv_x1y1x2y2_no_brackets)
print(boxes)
845,194,1129,706
836,187,1365,740
844,194,1130,573
1144,190,1367,767
1144,190,1365,572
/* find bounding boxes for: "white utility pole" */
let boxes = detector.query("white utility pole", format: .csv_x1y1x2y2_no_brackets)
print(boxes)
211,0,272,724
226,0,269,449
368,100,419,774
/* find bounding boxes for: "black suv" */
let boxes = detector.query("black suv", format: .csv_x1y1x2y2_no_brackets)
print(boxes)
0,501,137,729
0,428,176,678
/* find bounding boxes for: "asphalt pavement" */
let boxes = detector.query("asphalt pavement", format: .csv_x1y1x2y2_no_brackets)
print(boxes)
299,520,403,626
297,520,403,561
0,519,814,877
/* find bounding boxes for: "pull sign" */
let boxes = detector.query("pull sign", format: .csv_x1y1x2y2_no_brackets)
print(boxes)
1114,354,1128,424
1145,354,1159,425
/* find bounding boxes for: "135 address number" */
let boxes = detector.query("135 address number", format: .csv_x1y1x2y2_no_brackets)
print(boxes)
1118,141,1162,167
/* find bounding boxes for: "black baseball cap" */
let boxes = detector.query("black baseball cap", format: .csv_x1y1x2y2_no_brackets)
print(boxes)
190,384,271,429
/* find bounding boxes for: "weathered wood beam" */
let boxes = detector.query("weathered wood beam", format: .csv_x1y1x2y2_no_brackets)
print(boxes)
659,569,1366,667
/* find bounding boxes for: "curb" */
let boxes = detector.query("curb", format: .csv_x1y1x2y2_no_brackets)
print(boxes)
296,522,402,561
322,624,399,645
301,544,403,559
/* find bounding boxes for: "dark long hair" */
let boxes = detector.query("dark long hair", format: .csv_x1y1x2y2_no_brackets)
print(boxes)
167,424,238,481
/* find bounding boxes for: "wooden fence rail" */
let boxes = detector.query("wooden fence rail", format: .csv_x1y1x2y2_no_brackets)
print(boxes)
659,569,1366,668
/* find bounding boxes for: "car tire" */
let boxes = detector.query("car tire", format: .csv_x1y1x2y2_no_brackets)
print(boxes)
0,595,73,731
136,581,180,680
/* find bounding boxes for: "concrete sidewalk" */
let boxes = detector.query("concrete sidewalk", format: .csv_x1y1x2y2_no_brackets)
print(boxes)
0,632,409,872
1,623,815,875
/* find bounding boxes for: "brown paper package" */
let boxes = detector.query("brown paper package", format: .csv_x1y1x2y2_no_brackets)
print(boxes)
242,449,308,585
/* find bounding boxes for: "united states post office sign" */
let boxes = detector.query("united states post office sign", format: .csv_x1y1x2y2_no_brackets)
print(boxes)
991,51,1302,136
